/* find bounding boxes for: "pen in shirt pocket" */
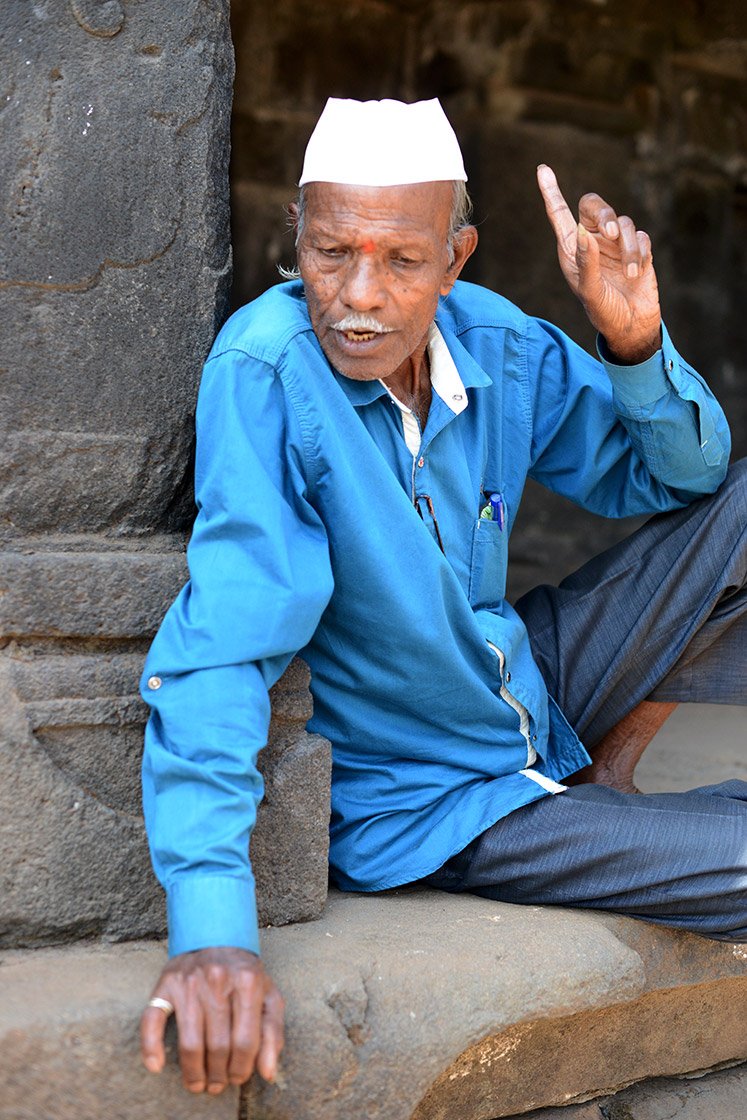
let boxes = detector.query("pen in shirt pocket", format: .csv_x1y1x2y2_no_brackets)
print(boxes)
479,491,505,530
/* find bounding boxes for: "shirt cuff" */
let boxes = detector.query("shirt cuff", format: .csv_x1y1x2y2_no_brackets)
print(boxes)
166,874,260,958
597,324,678,409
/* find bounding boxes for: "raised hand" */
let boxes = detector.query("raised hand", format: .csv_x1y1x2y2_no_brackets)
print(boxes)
537,164,662,364
140,946,285,1094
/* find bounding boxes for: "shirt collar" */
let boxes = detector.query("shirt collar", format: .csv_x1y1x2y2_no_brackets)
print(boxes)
333,320,492,410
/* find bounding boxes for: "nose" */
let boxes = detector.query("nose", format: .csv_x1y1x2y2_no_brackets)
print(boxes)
339,253,386,311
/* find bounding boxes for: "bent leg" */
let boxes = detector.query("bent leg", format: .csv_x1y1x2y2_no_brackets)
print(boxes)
516,460,747,753
424,781,747,941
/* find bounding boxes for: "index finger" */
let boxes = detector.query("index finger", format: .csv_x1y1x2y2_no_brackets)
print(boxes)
536,164,576,246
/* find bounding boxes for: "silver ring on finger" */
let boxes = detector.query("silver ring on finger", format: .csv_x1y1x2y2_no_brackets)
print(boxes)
147,996,175,1016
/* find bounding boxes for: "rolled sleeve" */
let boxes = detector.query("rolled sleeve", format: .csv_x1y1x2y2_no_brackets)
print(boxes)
141,347,333,958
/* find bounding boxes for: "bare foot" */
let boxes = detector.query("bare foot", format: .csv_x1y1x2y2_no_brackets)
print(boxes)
566,762,641,794
568,700,678,795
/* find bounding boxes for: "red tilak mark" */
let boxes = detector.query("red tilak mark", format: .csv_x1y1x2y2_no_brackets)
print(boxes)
361,239,376,254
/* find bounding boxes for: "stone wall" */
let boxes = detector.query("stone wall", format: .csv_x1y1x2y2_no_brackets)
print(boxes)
0,1,329,951
230,0,747,597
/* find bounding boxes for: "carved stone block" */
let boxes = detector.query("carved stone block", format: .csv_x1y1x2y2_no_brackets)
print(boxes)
0,1,330,949
0,547,330,945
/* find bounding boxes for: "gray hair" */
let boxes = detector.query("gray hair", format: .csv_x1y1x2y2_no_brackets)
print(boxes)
277,180,472,280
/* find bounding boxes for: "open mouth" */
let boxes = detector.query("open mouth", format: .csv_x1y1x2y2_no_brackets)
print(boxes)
331,316,393,348
342,329,379,342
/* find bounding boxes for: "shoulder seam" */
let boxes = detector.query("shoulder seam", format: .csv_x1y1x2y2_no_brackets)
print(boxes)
209,323,315,366
451,316,528,338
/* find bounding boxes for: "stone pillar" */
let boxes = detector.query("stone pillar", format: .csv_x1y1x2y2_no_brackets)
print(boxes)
0,1,329,949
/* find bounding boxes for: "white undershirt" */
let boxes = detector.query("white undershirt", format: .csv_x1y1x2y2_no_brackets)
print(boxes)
378,323,468,456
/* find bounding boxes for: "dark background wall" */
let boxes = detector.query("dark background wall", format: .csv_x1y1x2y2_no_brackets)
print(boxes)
229,0,746,597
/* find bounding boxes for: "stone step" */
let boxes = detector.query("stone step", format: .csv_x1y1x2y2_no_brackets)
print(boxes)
2,889,745,1120
524,1064,747,1120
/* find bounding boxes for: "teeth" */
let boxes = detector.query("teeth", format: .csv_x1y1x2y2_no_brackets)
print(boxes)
344,330,377,342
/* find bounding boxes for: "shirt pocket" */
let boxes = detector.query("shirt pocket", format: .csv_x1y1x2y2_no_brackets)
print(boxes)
468,516,508,608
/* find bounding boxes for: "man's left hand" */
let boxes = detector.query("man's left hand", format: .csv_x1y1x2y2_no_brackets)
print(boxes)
537,164,662,365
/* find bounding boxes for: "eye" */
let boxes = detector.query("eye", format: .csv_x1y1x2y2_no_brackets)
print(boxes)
392,255,420,267
317,246,345,259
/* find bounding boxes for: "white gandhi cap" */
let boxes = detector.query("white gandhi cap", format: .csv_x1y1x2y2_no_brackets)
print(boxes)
299,98,467,187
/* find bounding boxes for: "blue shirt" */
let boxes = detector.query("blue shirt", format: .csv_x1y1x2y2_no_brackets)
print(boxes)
141,280,730,957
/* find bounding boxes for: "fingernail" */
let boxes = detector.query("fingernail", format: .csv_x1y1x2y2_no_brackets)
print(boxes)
605,221,618,238
577,223,589,250
144,1057,161,1074
626,262,639,279
207,1084,225,1095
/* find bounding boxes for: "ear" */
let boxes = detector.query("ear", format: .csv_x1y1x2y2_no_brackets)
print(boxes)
287,201,300,236
440,226,478,297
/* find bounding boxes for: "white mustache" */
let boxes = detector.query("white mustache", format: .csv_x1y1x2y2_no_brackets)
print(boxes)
331,314,394,334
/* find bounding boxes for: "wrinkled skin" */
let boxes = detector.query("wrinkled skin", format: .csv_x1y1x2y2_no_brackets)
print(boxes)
141,947,284,1094
536,163,661,363
296,180,477,400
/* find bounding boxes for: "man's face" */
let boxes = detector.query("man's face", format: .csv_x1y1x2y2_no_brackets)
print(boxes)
296,181,473,383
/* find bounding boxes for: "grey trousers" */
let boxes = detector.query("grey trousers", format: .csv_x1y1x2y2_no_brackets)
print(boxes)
425,461,747,940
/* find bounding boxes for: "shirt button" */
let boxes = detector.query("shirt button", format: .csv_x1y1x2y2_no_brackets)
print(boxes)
667,359,674,372
417,456,425,468
452,393,463,402
505,671,511,682
147,675,162,691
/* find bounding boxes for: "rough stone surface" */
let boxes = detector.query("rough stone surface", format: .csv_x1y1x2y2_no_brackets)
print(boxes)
506,1105,606,1120
0,642,329,946
256,659,332,928
602,1064,747,1119
1,893,745,1120
511,1064,747,1119
0,0,234,537
0,3,331,948
0,653,165,948
247,891,747,1120
0,941,239,1120
0,546,187,639
0,0,236,947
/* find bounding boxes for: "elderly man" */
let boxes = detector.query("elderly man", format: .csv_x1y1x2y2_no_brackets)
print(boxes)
139,99,746,1094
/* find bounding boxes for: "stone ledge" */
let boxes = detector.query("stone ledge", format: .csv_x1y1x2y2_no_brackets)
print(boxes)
2,890,745,1120
523,1064,747,1120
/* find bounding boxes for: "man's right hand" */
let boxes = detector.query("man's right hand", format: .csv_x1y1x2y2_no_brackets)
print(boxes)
536,164,662,365
140,946,285,1094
